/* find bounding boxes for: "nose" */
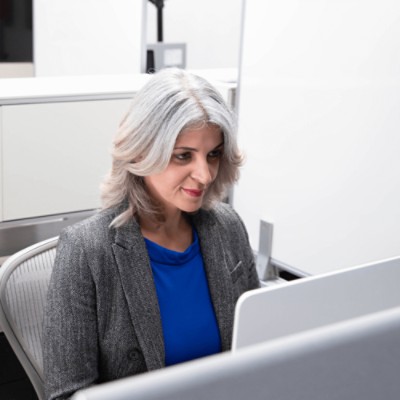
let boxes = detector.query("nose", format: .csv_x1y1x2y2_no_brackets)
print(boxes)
190,157,213,186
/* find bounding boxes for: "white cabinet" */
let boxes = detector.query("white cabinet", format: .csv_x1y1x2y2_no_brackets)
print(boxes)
1,99,131,221
0,108,3,221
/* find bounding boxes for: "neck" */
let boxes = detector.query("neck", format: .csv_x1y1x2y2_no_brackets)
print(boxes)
139,210,192,252
139,208,183,232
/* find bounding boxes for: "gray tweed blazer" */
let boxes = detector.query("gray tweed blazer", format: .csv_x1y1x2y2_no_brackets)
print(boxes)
42,202,259,400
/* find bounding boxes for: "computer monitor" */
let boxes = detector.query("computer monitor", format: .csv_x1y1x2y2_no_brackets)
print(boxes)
72,306,400,400
233,255,400,349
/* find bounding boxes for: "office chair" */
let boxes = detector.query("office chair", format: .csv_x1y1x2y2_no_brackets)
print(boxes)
0,236,59,400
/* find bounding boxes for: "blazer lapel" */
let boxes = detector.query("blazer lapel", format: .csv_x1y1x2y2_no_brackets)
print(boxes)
111,219,165,371
191,210,235,351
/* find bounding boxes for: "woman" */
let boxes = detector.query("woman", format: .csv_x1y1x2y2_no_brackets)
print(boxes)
42,68,259,400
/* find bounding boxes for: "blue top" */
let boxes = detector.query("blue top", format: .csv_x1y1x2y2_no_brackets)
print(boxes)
144,229,222,366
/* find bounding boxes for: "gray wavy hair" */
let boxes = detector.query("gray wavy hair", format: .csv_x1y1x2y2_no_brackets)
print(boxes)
101,68,243,227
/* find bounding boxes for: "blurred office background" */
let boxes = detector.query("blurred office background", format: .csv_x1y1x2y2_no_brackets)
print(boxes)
0,0,242,78
1,1,400,398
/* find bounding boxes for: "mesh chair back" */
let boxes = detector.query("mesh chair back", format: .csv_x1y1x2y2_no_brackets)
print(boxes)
0,237,58,400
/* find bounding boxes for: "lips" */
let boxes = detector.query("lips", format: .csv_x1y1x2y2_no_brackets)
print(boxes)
182,188,204,197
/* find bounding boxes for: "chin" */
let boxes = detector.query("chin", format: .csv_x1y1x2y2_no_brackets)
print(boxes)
179,202,203,213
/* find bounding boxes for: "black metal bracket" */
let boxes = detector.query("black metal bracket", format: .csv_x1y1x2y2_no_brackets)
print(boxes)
148,0,165,42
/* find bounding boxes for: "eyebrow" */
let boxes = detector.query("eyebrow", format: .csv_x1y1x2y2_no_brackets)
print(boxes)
174,141,224,152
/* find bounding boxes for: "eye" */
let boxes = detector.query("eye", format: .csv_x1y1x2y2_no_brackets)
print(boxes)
207,149,223,159
173,152,192,161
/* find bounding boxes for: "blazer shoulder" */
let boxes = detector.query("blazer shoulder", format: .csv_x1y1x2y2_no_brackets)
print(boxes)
208,202,245,228
59,207,117,248
197,202,248,240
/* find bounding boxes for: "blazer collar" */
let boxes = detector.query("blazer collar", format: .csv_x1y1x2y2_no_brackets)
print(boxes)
190,209,235,351
112,216,165,371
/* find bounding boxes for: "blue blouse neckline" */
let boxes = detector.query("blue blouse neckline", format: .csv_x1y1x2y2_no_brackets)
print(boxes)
144,228,199,266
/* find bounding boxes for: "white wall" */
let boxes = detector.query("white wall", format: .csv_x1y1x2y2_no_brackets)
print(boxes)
34,0,146,76
234,0,400,275
147,0,243,69
4,1,241,76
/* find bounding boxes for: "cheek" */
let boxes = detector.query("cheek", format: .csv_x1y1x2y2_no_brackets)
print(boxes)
145,168,185,194
145,174,168,195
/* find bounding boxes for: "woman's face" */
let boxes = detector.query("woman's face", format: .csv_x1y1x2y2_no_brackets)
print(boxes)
144,124,223,215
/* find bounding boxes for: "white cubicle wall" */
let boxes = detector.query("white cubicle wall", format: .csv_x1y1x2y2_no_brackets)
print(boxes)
234,0,400,275
34,0,146,76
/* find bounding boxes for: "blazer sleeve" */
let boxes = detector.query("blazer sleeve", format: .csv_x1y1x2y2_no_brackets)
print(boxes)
42,227,99,400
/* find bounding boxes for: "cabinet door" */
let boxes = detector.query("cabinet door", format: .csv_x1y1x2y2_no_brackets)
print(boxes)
2,99,131,221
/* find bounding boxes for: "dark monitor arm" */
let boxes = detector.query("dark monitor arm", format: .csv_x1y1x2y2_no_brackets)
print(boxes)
148,0,165,42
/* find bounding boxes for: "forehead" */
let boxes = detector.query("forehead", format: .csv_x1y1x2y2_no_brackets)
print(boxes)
175,124,223,146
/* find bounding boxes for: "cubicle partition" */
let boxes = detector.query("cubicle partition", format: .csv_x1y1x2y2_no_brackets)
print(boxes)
234,0,400,276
